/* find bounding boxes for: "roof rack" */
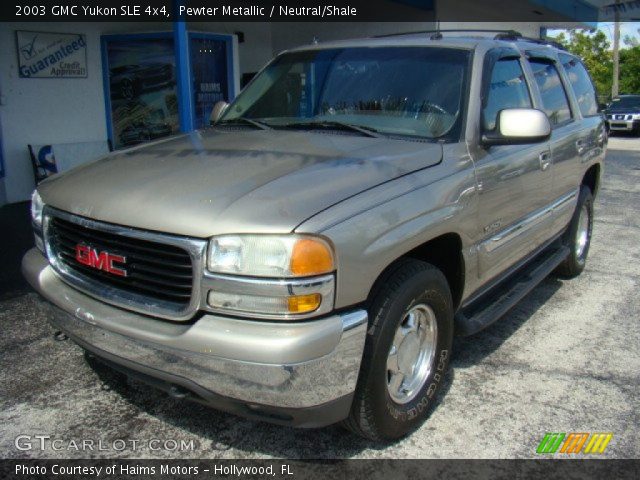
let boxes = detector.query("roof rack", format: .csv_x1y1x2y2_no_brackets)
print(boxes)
374,29,521,40
494,32,566,50
373,29,566,50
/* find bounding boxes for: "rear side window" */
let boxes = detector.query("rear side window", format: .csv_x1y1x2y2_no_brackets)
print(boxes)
528,59,572,126
559,53,598,117
482,59,532,131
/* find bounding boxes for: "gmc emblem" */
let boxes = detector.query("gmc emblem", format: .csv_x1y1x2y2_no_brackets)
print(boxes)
75,244,127,277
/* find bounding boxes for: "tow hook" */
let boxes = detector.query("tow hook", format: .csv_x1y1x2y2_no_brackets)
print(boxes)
54,330,69,341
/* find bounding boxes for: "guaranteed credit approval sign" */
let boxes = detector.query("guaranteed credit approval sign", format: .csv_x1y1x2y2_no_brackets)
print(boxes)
16,30,87,78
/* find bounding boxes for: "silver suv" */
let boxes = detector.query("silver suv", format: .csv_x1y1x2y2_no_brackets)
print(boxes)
23,31,606,441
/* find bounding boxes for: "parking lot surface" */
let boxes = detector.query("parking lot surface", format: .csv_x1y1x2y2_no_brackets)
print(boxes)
1,136,638,459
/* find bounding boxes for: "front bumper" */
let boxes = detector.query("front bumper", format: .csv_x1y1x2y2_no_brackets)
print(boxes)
606,118,640,131
22,248,367,427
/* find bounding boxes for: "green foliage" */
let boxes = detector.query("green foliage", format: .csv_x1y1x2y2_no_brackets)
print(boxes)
619,46,640,94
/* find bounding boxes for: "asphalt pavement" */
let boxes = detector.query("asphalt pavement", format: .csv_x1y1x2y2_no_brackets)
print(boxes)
1,136,638,459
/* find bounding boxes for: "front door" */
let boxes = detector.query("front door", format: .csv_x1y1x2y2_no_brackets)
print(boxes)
474,54,554,283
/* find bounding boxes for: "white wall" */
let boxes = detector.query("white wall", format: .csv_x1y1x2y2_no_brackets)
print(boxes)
270,22,436,55
0,22,110,203
0,22,246,204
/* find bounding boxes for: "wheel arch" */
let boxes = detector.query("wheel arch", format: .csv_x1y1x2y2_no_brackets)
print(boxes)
582,163,601,197
366,232,465,311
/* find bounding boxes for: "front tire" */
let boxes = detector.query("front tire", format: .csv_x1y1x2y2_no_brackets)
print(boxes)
556,185,594,278
343,259,453,441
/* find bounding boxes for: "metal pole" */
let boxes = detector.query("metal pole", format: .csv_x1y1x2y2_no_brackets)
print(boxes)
173,0,194,132
612,1,620,98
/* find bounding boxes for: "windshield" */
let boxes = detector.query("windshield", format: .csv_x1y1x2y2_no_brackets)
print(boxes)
220,47,470,140
609,96,640,109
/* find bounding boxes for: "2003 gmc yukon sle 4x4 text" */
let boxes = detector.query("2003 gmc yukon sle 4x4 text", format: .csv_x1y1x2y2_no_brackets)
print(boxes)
23,32,606,441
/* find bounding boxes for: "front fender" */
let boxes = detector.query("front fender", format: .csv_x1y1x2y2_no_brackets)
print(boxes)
296,165,479,309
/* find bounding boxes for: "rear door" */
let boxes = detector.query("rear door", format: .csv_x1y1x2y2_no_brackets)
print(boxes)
555,52,605,196
525,52,593,237
474,49,554,282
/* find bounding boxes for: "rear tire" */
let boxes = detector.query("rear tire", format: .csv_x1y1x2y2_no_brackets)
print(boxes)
556,185,594,278
343,259,453,441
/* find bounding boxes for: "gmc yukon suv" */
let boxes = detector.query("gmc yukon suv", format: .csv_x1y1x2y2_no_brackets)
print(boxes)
23,32,606,441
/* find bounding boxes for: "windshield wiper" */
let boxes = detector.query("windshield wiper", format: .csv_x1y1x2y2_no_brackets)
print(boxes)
278,120,382,138
217,117,272,130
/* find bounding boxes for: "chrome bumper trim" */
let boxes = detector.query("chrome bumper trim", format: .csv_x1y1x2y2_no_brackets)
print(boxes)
22,248,367,408
482,189,578,254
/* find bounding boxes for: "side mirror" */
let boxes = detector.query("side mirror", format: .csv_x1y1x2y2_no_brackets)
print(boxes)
209,101,229,125
482,108,551,146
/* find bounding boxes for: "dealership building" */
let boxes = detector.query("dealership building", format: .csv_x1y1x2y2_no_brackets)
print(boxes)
0,0,601,207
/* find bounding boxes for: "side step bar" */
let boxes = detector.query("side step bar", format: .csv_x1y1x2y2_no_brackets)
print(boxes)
454,245,570,336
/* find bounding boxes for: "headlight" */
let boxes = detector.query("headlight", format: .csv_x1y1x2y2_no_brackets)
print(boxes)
31,190,44,228
31,190,46,253
207,235,334,277
633,114,640,120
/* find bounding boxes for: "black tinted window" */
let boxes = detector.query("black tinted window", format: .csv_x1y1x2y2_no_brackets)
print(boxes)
528,59,572,125
483,59,532,130
223,47,470,140
559,53,597,117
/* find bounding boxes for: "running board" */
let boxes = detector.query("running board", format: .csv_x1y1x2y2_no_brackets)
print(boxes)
454,245,570,336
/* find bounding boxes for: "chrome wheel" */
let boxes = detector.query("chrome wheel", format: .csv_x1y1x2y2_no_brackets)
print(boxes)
386,304,438,404
575,203,590,261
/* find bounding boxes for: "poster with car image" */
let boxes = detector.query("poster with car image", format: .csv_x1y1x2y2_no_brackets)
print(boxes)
103,34,178,149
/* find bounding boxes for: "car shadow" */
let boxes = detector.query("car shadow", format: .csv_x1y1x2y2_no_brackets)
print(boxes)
451,276,563,369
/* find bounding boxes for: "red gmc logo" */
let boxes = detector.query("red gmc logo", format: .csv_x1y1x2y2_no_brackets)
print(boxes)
75,244,127,277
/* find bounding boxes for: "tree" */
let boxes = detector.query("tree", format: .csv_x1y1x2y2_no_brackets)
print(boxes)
619,46,640,94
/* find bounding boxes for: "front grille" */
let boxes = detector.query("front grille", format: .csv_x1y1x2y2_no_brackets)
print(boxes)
46,213,197,313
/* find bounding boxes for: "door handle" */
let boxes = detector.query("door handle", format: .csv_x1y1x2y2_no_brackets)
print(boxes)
538,151,551,171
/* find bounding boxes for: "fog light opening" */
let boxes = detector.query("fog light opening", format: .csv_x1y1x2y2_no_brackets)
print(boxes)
207,291,322,316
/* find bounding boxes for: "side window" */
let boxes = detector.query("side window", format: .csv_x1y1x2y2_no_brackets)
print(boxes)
483,59,532,131
528,59,572,126
559,53,598,117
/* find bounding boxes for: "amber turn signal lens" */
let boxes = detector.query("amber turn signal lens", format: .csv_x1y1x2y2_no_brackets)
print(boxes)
287,293,322,313
290,238,334,276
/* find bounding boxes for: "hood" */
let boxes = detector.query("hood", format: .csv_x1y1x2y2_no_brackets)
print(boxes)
39,129,442,238
606,106,640,114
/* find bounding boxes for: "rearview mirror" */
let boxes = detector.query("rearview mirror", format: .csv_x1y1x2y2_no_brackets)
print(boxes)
482,108,551,146
209,101,229,125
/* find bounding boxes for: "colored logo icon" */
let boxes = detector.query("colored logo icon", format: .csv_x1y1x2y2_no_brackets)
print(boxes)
537,433,613,454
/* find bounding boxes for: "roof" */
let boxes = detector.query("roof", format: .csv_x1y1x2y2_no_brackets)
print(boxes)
286,31,567,56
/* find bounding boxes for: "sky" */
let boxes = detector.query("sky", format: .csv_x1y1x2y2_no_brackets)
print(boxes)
548,22,640,48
